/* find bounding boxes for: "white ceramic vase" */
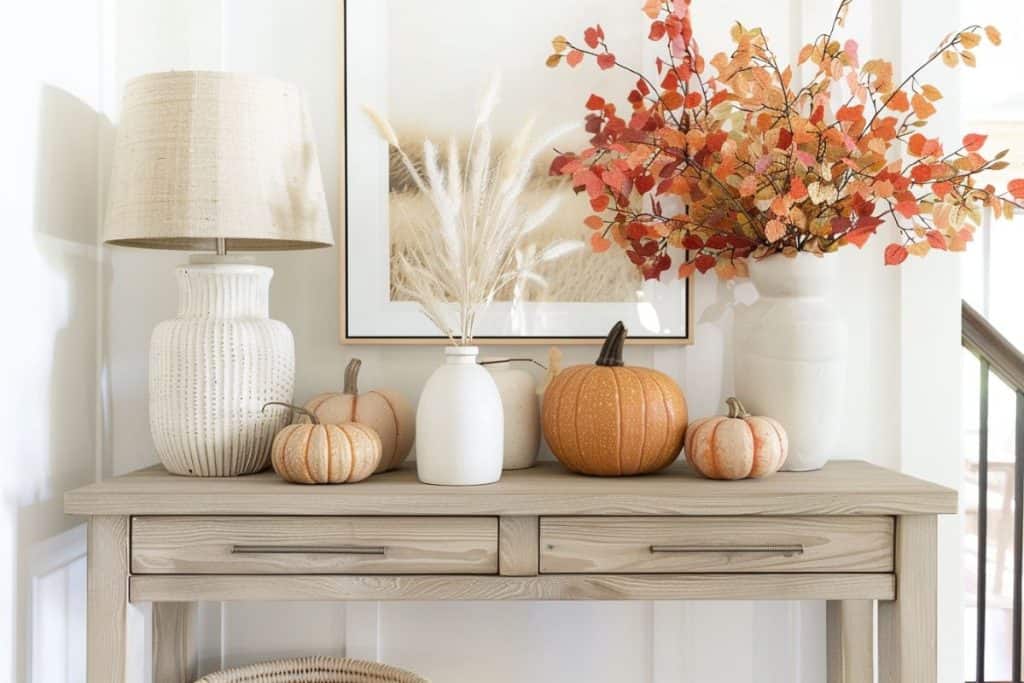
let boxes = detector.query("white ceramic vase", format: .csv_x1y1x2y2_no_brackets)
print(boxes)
484,359,540,470
149,263,294,476
733,253,847,471
416,346,504,485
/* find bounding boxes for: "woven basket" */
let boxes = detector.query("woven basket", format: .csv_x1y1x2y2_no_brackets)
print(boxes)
194,657,428,683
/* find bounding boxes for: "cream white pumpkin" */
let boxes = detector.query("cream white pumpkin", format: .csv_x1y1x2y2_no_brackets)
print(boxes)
305,359,415,472
685,398,788,480
267,403,382,485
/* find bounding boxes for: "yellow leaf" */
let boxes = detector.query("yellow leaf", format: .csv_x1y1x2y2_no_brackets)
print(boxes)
959,32,982,49
961,50,977,68
908,241,931,257
546,54,563,68
920,84,943,101
942,50,959,67
551,35,568,54
985,25,1002,46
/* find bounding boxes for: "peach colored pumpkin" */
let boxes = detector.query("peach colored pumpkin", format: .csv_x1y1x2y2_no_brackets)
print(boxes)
685,398,788,480
266,404,382,485
305,359,414,472
542,322,688,476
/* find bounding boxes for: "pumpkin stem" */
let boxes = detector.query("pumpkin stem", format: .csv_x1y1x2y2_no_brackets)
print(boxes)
344,358,362,394
595,321,627,367
725,397,750,419
262,402,319,425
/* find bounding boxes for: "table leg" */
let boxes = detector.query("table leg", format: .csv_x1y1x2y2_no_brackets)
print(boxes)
154,602,198,682
826,600,874,683
87,516,129,682
879,515,937,683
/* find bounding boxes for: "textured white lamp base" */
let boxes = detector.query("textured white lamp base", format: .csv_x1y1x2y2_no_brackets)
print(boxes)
149,263,295,476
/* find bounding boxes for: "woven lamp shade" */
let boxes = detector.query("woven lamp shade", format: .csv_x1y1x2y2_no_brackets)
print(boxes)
104,70,333,251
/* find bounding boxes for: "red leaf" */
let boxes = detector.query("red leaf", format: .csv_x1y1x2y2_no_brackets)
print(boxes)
910,164,932,183
590,195,610,212
682,235,704,250
683,91,703,109
635,175,655,195
963,133,987,152
649,21,666,41
597,53,616,70
694,254,717,273
584,27,600,49
884,243,909,266
626,222,647,240
567,50,584,68
585,94,605,110
1009,179,1024,199
789,176,808,201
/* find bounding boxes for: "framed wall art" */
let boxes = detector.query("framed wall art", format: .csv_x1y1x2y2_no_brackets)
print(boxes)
339,0,692,344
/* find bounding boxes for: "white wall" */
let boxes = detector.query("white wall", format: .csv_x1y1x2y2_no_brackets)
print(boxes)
0,0,962,680
0,1,109,680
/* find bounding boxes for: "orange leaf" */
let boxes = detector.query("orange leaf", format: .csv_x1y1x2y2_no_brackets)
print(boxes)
683,91,703,109
590,233,612,253
887,90,910,112
942,50,959,67
661,90,684,110
1008,179,1024,199
895,200,920,218
912,93,936,119
926,230,948,251
586,94,605,110
677,262,696,279
884,243,909,266
643,0,662,20
920,84,943,101
765,219,787,243
590,195,610,212
584,215,604,231
789,177,808,201
908,133,926,157
963,133,987,152
959,32,982,50
567,50,584,68
986,25,1002,46
932,181,954,198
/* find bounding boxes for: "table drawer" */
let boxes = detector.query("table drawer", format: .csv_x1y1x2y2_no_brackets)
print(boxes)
539,516,893,574
131,516,498,575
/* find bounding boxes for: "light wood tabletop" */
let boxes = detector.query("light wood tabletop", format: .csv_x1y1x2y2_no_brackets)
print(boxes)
66,459,956,517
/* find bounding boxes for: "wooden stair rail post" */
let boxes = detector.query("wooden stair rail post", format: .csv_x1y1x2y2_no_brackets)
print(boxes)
961,300,1024,681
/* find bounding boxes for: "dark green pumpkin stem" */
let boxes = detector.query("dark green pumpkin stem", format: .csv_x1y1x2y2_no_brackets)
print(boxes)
262,402,319,425
344,358,362,394
596,321,627,367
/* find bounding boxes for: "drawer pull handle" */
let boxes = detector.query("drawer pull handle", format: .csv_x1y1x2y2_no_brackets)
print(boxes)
649,544,805,557
231,545,388,556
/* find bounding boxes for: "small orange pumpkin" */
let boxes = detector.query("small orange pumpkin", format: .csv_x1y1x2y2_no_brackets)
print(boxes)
542,322,688,476
305,359,414,472
265,403,382,484
685,398,788,480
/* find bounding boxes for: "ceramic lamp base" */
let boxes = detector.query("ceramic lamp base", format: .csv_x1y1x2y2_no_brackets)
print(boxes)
149,263,295,476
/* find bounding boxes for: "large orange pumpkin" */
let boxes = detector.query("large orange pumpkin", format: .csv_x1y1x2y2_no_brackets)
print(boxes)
541,322,688,476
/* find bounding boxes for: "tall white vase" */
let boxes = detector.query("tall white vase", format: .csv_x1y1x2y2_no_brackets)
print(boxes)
149,263,294,476
484,359,540,470
416,347,503,485
734,254,847,471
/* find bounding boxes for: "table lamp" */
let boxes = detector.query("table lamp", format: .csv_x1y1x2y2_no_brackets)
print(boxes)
104,71,333,476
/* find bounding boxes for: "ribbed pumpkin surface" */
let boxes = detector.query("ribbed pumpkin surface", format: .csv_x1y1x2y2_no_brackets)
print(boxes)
270,422,381,484
542,364,687,476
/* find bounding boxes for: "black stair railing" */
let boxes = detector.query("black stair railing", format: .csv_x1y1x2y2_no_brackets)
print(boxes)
963,301,1024,683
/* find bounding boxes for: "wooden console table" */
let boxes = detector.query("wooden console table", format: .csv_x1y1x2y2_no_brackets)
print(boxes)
65,460,956,683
